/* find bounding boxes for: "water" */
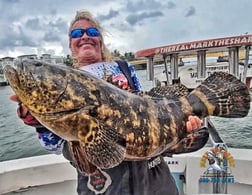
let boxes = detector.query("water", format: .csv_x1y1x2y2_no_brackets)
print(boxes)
0,86,50,162
0,68,252,162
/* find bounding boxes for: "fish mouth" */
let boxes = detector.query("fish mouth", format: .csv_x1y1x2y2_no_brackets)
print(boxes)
4,60,39,88
4,60,72,114
4,65,21,89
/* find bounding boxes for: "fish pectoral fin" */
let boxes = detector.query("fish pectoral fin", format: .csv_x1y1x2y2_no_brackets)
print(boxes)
78,118,126,169
67,141,97,175
163,126,209,156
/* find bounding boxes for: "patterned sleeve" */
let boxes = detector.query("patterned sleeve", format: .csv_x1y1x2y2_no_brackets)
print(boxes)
36,127,65,154
127,63,142,93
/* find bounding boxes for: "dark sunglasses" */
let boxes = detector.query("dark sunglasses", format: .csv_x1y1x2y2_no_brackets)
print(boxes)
70,27,100,38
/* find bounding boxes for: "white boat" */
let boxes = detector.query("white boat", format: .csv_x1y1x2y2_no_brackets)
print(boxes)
0,147,251,195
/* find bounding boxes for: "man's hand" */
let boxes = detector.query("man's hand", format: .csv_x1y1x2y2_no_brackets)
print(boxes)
10,94,41,126
186,115,202,132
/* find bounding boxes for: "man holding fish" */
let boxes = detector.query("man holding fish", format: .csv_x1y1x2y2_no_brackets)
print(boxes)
8,10,224,195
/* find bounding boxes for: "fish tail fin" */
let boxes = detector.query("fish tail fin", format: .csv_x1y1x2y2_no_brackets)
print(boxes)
187,71,250,118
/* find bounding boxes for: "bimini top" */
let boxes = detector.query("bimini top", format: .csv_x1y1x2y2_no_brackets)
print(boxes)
135,34,252,58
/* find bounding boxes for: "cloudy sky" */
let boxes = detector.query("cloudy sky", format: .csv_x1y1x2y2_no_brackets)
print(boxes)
1,0,252,58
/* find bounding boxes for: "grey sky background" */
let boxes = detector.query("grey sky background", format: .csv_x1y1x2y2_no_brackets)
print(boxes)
1,0,252,58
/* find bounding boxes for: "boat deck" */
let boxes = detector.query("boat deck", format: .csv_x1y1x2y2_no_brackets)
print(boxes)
0,147,251,195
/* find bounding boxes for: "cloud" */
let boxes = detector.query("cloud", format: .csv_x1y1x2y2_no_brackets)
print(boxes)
125,0,175,12
184,6,196,17
126,11,164,25
25,17,43,30
126,0,162,12
167,1,176,9
1,0,252,58
97,9,120,22
0,24,38,50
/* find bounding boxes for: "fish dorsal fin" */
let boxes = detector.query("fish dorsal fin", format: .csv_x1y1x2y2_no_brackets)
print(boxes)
67,141,97,175
146,84,189,99
78,115,126,169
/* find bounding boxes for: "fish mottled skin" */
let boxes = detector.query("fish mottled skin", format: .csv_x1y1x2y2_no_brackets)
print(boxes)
4,60,250,174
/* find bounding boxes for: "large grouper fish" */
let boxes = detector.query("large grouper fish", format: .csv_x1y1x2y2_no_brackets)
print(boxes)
4,59,251,174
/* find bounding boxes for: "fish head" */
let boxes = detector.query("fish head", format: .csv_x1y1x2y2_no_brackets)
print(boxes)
4,59,92,116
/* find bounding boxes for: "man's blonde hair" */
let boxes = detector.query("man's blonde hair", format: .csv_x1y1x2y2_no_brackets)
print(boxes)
69,10,112,62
